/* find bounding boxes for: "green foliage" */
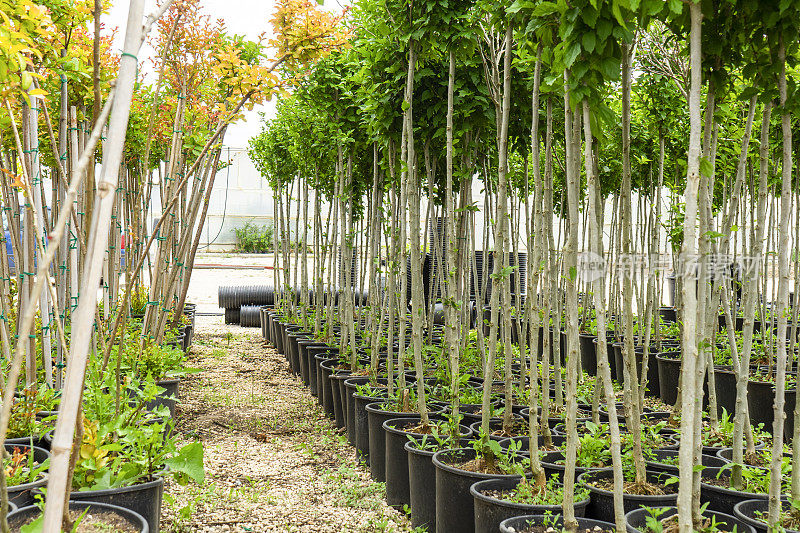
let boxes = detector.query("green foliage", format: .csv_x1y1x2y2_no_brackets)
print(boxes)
233,221,275,253
500,475,589,505
3,445,49,487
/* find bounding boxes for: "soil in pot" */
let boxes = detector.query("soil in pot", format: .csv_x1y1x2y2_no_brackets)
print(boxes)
539,450,613,482
580,469,677,523
67,476,164,533
734,498,800,533
433,447,525,533
625,506,756,533
700,469,778,513
8,502,149,533
500,514,615,533
645,450,728,478
472,476,590,533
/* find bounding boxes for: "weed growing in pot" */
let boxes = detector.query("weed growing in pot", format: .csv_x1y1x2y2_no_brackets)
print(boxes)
4,446,48,487
499,475,590,505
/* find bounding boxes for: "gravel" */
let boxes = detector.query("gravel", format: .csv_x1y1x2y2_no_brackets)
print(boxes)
160,316,413,533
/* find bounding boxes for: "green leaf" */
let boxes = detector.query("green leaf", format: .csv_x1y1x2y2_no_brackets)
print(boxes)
699,156,714,177
582,32,596,53
164,441,205,485
563,42,581,69
20,515,44,533
532,1,560,16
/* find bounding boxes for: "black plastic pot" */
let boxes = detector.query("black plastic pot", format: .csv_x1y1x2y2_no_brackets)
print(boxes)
497,435,567,452
9,501,148,533
645,450,728,478
273,321,286,353
353,391,386,462
656,354,681,406
472,477,589,533
343,376,375,446
5,444,49,508
701,473,769,513
468,417,526,442
307,346,336,398
144,378,180,419
579,469,677,523
330,371,352,429
580,333,598,376
318,358,341,420
734,498,799,533
540,451,612,482
747,379,796,432
297,340,327,388
383,417,471,509
366,404,439,482
67,476,164,533
406,440,438,530
500,514,615,533
432,447,523,533
285,330,306,375
625,506,755,533
281,324,301,360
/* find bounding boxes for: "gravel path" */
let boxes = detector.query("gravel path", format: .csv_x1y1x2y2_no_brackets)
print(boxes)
161,316,415,533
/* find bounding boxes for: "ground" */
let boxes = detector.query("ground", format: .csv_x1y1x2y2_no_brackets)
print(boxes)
160,315,416,533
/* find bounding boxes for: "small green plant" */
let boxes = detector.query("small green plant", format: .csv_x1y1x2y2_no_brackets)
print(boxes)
233,221,274,253
4,445,49,487
499,476,589,505
128,285,150,315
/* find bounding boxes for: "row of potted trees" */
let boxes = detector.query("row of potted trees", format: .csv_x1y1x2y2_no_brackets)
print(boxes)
260,303,796,533
1,300,203,532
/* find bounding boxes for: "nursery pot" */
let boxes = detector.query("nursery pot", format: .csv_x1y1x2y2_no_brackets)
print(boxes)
747,379,796,432
405,440,438,530
144,378,180,419
580,333,598,376
579,469,678,523
307,346,336,398
625,506,755,533
432,447,523,533
343,376,374,446
700,472,770,513
8,501,148,533
540,450,612,482
714,368,739,418
734,498,799,533
297,340,328,389
67,476,164,533
330,371,352,429
353,391,386,462
645,450,728,478
471,477,589,533
366,403,441,482
318,358,341,420
285,330,307,376
500,514,615,533
5,444,49,508
383,417,471,509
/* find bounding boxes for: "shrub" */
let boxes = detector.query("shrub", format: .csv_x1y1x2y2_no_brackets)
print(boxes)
233,221,274,253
